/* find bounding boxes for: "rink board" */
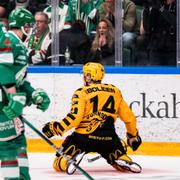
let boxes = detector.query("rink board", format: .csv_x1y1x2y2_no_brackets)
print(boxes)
25,66,180,155
27,139,180,156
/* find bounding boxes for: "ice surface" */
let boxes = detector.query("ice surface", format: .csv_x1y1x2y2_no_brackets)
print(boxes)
1,153,179,180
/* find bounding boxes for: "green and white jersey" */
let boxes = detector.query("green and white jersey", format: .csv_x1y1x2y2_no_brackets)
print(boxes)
8,31,28,67
0,25,28,141
0,25,14,67
6,31,28,87
44,2,68,32
0,67,25,141
65,0,104,35
0,28,28,87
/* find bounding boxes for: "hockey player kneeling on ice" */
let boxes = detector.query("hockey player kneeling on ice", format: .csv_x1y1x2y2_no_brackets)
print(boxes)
42,62,142,173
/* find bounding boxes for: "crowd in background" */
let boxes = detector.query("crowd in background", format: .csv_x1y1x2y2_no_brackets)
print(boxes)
0,0,177,66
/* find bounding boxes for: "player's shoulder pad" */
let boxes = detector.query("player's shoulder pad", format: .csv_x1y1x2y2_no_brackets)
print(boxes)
75,87,83,92
104,83,122,94
103,83,119,89
103,83,116,87
72,87,84,97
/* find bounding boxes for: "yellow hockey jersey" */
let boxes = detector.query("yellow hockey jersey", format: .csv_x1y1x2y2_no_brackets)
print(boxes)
57,83,137,136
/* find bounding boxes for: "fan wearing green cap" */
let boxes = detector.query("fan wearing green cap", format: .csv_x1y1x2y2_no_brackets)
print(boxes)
0,8,50,180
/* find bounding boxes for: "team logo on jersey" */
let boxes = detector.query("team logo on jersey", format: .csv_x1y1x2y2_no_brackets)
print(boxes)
3,40,11,45
109,149,124,163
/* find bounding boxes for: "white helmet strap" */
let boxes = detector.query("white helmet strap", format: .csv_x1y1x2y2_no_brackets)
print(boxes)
21,26,32,37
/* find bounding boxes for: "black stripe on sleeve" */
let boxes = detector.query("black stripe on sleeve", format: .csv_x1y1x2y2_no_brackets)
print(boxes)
67,113,76,120
62,118,70,126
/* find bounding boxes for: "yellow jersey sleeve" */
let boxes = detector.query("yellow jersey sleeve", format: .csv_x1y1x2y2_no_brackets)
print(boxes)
118,94,137,136
55,87,86,135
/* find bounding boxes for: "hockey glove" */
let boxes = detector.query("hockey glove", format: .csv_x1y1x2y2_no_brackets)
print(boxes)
127,132,142,151
42,121,62,138
32,88,50,111
3,92,26,119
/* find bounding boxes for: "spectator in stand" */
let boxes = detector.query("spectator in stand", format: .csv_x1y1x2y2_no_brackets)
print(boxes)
98,0,139,49
2,0,48,16
3,0,43,18
122,0,139,49
0,0,15,18
86,18,115,65
134,0,176,66
15,0,29,9
0,0,10,30
64,0,104,36
27,0,48,15
131,0,144,6
0,4,6,18
62,0,69,5
0,18,9,30
24,11,51,65
44,0,68,32
45,20,91,65
98,0,115,27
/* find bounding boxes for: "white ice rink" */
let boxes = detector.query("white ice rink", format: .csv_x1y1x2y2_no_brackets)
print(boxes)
28,153,180,180
1,153,180,180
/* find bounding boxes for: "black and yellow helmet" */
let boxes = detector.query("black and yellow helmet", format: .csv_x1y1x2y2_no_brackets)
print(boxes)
83,62,104,82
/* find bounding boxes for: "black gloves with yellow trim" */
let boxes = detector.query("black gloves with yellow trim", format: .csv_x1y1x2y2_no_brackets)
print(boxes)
42,121,62,138
127,132,142,151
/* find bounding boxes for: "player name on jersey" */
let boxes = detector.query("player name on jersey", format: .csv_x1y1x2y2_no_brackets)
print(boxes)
85,86,115,94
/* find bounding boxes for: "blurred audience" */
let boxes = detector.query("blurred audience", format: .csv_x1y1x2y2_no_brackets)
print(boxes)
15,0,29,9
46,20,91,65
25,11,51,65
1,0,177,66
131,0,144,6
0,5,6,18
98,0,139,66
0,18,9,30
86,18,115,65
98,0,115,27
0,0,48,18
64,0,104,36
122,0,139,49
44,0,68,32
134,0,176,66
63,0,69,5
99,0,139,49
0,0,15,18
27,0,48,15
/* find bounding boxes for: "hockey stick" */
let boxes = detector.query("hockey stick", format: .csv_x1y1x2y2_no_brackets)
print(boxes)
0,85,94,179
21,116,94,180
87,154,101,163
